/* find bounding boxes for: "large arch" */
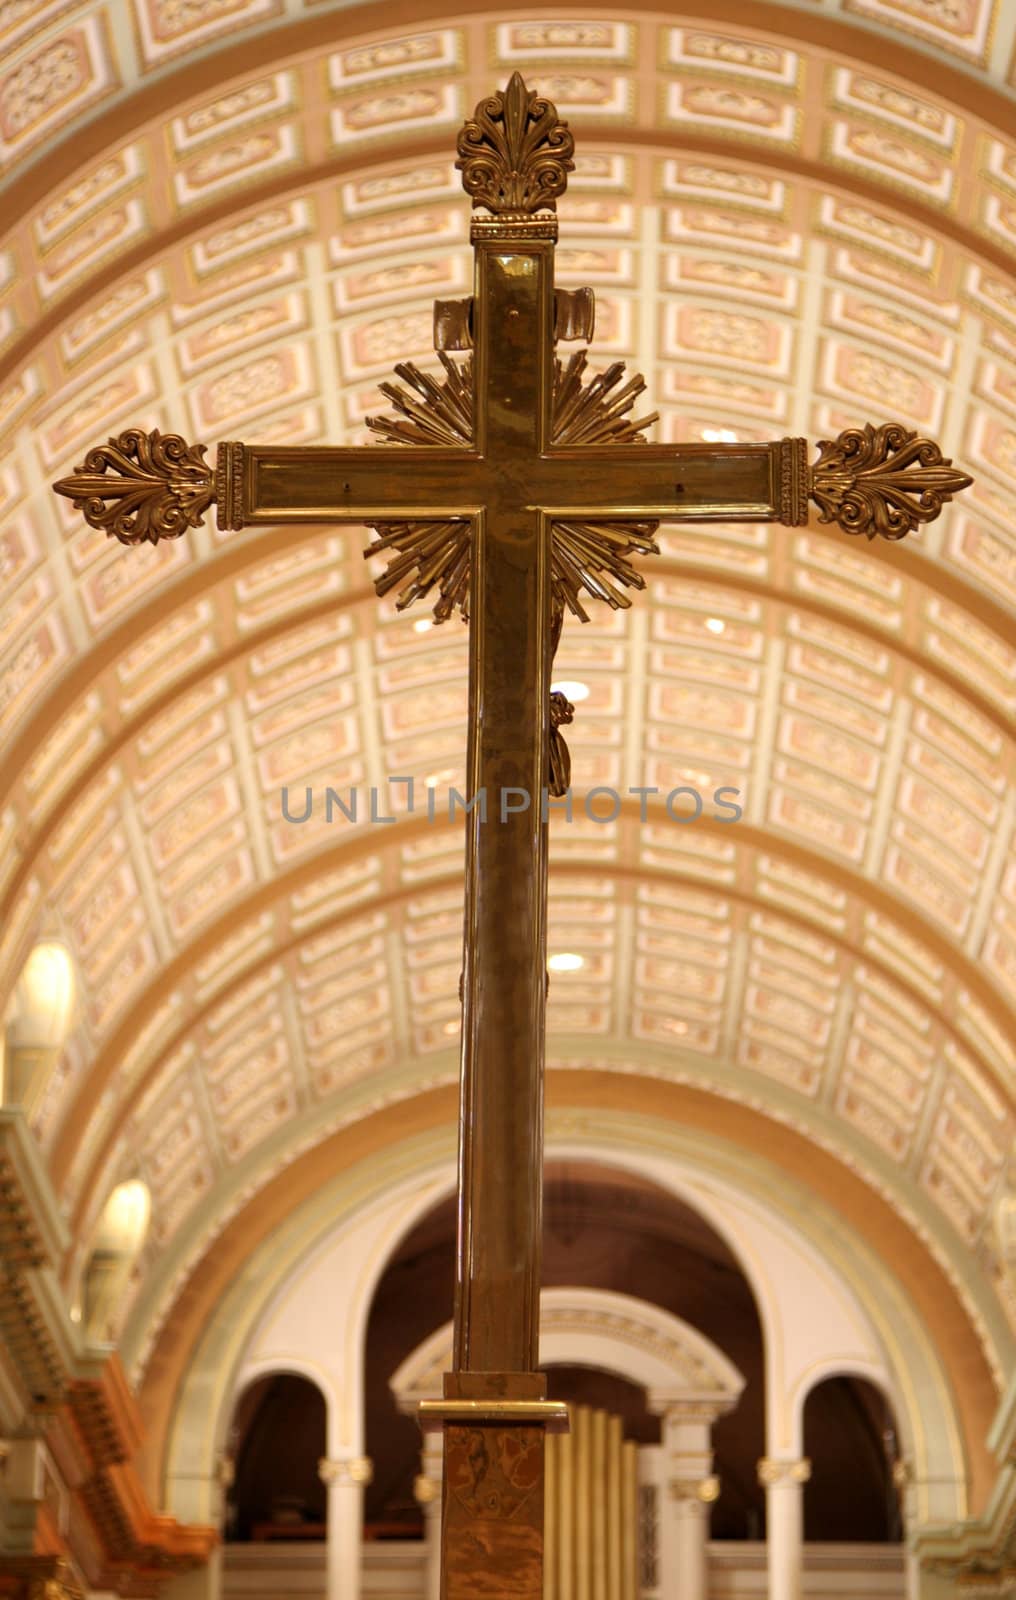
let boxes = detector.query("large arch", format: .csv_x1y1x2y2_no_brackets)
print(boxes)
160,1109,967,1537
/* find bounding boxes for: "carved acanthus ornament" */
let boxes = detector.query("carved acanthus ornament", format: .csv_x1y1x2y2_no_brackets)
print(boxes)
414,1472,440,1505
670,1474,720,1503
52,428,214,545
757,1456,812,1487
456,71,575,216
318,1455,374,1488
810,422,972,540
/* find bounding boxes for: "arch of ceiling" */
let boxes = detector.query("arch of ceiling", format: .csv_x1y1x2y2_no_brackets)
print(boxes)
0,0,1014,1439
45,809,1015,1337
8,556,1013,1360
153,1110,981,1523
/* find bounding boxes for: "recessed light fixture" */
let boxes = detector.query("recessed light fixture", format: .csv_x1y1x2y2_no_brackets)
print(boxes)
548,952,584,973
442,1019,460,1036
668,1019,689,1035
413,617,433,633
705,617,725,634
551,680,590,702
702,427,738,443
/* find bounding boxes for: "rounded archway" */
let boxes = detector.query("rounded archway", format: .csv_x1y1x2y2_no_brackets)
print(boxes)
802,1375,903,1543
225,1372,328,1543
364,1160,765,1539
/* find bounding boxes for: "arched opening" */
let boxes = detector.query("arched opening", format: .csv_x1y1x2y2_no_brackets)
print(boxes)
80,1178,150,1343
225,1373,328,1543
803,1376,903,1542
364,1160,765,1540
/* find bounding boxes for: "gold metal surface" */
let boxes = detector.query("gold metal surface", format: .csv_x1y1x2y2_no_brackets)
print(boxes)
592,1408,607,1600
607,1414,623,1599
621,1443,638,1600
456,73,575,216
543,1404,638,1598
53,428,213,543
575,1405,591,1600
364,350,660,626
419,1399,570,1428
811,422,972,539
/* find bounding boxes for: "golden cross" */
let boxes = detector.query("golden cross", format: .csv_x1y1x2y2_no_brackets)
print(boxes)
54,74,971,1599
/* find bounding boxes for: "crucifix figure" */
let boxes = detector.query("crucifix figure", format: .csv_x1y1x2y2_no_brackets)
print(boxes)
55,74,971,1599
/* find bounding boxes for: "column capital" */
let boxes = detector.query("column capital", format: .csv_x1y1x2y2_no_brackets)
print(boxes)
414,1472,440,1505
757,1456,811,1487
647,1392,728,1424
670,1474,720,1503
318,1455,373,1487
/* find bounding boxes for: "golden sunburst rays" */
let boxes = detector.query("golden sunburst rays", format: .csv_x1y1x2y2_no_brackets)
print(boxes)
364,351,660,625
366,352,473,448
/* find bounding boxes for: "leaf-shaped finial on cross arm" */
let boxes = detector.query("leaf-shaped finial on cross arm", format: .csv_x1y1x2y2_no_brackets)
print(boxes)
52,427,215,545
456,72,575,216
810,422,973,541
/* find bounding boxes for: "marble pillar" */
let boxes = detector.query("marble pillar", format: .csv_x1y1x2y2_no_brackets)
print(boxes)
414,1433,443,1600
318,1455,373,1600
758,1456,810,1600
650,1404,721,1600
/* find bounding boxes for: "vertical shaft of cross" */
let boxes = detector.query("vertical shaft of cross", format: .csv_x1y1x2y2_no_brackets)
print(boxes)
431,205,566,1600
454,222,556,1375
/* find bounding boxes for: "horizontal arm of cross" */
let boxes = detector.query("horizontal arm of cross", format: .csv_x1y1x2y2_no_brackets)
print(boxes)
52,420,971,547
233,439,808,526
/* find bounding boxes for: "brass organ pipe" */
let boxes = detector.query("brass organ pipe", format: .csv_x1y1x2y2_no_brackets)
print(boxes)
592,1408,607,1600
543,1402,637,1600
575,1405,591,1600
559,1406,574,1600
621,1440,638,1600
607,1414,622,1600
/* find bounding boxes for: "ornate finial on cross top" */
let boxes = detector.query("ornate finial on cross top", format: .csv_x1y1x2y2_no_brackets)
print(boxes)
456,71,575,217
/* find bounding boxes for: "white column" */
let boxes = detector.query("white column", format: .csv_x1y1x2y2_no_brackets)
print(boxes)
318,1455,373,1600
654,1405,720,1600
414,1433,443,1600
669,1477,716,1600
758,1456,810,1600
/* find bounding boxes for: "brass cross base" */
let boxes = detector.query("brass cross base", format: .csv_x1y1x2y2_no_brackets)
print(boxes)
420,1374,569,1599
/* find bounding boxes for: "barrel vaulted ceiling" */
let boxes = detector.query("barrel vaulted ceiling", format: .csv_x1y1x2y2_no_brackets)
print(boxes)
0,0,1014,1405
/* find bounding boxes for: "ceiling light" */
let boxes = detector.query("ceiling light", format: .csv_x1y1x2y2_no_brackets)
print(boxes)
705,617,725,634
548,952,584,973
413,618,433,633
442,1019,460,1035
702,427,738,443
551,680,590,702
667,1020,689,1035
